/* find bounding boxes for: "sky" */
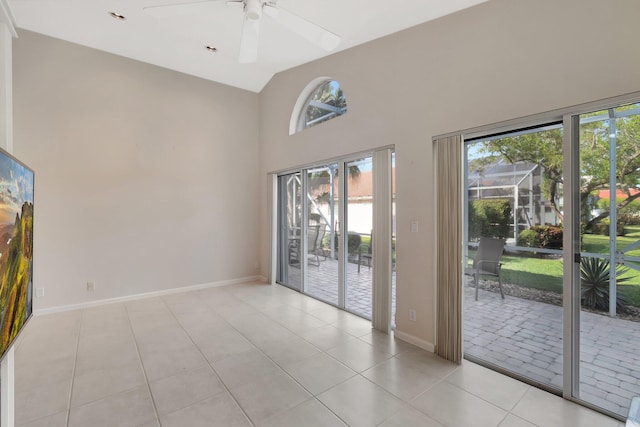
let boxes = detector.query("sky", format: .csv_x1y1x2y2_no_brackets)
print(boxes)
0,151,34,225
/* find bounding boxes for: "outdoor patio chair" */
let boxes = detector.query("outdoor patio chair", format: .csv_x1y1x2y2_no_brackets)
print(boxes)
308,224,322,267
346,232,362,264
316,224,327,261
465,237,506,301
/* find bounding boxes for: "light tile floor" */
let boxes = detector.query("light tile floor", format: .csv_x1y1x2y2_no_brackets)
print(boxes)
13,281,624,427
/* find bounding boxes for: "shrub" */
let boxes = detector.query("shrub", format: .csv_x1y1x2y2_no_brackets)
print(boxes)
517,229,540,247
580,257,629,311
619,212,640,225
530,225,563,249
592,222,609,235
597,197,640,222
591,219,626,236
468,199,511,241
334,233,362,257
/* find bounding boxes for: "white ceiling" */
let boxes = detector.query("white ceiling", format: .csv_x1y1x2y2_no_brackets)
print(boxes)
8,0,488,92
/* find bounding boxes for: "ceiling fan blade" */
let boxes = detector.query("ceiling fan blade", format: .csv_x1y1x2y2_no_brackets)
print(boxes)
238,17,260,63
226,1,244,10
144,0,228,18
264,4,340,51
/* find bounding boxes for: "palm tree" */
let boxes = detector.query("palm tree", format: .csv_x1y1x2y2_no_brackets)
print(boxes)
305,81,347,127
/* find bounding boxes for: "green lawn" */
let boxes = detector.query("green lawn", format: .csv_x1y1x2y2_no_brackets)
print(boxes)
491,225,640,306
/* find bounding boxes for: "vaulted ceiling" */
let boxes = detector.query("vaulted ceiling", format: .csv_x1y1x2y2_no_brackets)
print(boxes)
8,0,488,92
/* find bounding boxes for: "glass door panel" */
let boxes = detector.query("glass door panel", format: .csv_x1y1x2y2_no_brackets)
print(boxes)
345,157,373,318
306,164,339,305
276,173,302,291
463,125,565,390
577,104,640,418
276,151,393,323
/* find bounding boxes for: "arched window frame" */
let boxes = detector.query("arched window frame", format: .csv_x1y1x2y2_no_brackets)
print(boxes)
289,77,347,135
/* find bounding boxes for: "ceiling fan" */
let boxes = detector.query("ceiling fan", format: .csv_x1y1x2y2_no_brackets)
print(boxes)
144,0,341,63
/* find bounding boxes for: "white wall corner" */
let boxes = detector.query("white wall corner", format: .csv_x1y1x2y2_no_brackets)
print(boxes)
0,346,15,427
0,0,17,37
393,329,435,353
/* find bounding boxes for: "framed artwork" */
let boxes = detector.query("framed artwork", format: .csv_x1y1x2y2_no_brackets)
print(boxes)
0,147,34,362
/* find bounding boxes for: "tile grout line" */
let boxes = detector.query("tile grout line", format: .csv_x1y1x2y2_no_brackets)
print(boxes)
182,288,355,425
123,301,163,427
506,386,535,424
65,310,84,427
215,287,405,425
161,291,256,427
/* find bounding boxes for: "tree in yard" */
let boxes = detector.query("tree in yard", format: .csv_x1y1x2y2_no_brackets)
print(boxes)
305,80,347,127
470,107,640,231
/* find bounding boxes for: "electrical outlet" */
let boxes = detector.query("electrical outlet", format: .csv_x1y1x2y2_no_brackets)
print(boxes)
36,287,45,298
86,282,95,292
409,309,416,322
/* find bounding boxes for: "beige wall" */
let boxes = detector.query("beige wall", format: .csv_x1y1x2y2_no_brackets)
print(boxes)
13,30,260,310
259,0,640,347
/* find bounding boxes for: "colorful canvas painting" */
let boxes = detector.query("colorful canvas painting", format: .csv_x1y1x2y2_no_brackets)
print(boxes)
0,148,33,361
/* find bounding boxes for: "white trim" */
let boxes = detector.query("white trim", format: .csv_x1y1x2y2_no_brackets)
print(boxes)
0,0,17,38
268,174,278,285
33,275,264,316
270,144,394,176
394,330,435,353
289,76,332,135
0,24,12,154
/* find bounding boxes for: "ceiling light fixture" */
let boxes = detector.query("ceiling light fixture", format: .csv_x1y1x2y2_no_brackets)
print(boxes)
205,46,218,52
109,12,126,20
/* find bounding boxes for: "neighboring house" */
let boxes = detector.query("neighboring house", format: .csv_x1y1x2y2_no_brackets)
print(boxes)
310,169,396,235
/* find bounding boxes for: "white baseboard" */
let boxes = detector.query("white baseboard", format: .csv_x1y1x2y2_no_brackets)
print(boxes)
33,275,264,316
394,330,435,353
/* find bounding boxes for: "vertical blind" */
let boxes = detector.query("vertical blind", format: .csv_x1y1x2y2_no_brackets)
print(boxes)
434,135,463,363
372,149,393,333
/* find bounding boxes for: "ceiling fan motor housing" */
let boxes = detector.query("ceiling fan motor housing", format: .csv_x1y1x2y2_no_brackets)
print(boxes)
245,0,263,20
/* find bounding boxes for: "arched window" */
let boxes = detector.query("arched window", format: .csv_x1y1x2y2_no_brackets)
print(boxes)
290,78,347,134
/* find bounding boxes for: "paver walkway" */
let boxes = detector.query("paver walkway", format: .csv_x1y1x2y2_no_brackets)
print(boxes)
464,283,640,418
282,257,396,320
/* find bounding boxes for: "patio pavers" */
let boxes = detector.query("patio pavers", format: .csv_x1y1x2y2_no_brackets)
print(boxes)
464,283,640,418
281,257,396,321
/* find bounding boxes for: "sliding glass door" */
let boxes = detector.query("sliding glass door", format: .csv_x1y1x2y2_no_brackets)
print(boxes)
276,172,302,291
275,151,394,323
345,157,373,318
462,98,640,420
576,104,640,417
306,164,339,306
463,124,565,391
